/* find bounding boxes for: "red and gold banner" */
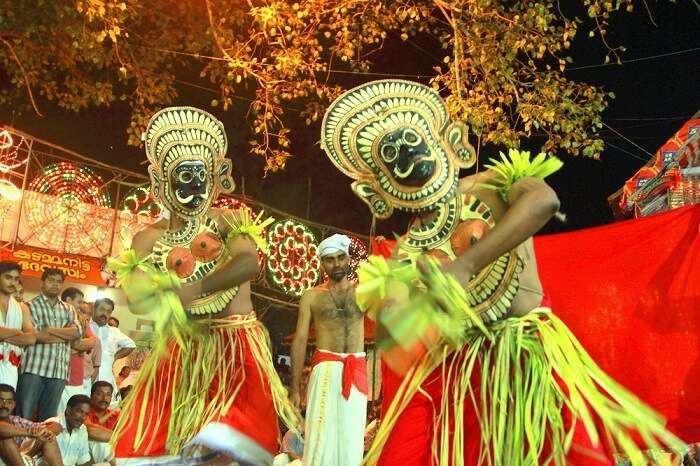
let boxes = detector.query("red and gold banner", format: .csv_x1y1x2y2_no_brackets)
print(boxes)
0,244,107,286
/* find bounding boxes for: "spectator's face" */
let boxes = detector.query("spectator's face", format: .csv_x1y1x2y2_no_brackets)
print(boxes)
66,402,90,430
108,317,118,327
0,270,20,296
41,274,64,298
93,302,114,327
91,386,113,411
78,303,92,321
13,282,23,301
0,390,15,420
65,293,84,310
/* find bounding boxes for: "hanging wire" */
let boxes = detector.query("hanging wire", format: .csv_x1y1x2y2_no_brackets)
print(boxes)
568,47,700,71
602,123,655,158
604,141,650,164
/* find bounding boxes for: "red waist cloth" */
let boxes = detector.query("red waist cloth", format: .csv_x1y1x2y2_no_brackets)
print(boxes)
311,349,368,400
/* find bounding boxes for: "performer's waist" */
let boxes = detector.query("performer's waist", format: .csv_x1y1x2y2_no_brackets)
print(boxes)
199,311,258,329
313,349,366,360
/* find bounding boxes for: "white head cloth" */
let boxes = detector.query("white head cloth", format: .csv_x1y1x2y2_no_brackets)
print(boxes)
318,234,351,258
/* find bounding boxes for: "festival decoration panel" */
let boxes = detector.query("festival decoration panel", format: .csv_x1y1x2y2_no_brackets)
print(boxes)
117,185,162,251
0,129,30,204
212,196,251,212
25,162,113,255
267,219,321,297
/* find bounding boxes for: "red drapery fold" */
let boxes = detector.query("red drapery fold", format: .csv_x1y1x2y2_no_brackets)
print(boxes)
534,205,700,442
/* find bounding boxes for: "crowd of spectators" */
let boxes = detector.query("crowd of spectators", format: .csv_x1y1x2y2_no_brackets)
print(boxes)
0,261,135,466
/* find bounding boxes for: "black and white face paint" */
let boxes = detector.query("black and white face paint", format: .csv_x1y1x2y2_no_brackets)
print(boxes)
171,160,210,211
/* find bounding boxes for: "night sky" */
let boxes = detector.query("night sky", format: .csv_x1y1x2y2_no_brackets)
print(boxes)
1,1,699,239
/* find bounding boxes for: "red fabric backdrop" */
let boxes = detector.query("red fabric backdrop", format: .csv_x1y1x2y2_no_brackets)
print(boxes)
533,205,700,442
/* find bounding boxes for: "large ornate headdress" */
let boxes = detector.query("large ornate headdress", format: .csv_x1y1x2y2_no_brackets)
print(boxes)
143,107,235,219
321,80,475,218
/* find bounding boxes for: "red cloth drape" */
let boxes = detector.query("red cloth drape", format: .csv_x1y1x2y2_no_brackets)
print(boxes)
534,204,700,442
311,350,368,400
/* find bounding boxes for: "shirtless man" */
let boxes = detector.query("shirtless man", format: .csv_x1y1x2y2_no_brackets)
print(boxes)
290,234,367,466
320,79,681,466
110,106,299,466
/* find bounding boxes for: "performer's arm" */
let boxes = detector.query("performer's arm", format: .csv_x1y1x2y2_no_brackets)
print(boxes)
444,174,559,284
91,339,102,383
290,291,313,409
46,322,81,342
2,303,36,346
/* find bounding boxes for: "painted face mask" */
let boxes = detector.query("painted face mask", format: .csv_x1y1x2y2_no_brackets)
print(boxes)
144,107,235,219
321,80,476,219
171,160,209,211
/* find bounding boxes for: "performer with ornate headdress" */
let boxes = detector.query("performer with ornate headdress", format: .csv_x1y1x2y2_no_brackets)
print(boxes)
320,80,685,465
108,107,300,466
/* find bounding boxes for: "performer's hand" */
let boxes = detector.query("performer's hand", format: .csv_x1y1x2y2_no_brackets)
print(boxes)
290,390,301,409
175,281,202,307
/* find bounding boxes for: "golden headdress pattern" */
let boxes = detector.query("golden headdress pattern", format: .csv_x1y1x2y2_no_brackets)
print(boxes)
143,107,235,216
321,80,475,218
144,106,226,176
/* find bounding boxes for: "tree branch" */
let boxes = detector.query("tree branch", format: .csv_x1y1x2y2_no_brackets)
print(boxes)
0,37,43,116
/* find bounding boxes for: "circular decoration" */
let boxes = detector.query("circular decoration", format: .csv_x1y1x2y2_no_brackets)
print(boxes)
0,129,29,173
0,179,20,202
320,235,369,282
27,162,112,255
120,185,162,218
118,186,162,250
212,196,251,212
267,219,321,297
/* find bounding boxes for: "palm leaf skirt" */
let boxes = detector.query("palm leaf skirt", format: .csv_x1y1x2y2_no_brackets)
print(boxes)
365,309,685,466
111,313,301,455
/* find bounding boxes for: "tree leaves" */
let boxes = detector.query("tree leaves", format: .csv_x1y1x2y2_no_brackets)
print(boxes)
0,0,645,172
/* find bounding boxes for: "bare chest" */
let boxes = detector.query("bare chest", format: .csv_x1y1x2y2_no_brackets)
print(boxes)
313,289,364,326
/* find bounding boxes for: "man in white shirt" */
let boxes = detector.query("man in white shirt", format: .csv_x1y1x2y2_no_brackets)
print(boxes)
0,262,36,389
45,395,91,466
89,299,134,400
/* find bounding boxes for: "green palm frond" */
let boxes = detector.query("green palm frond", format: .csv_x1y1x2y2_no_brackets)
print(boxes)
482,149,564,201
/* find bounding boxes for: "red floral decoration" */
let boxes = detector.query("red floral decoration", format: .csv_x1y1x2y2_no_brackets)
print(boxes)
266,219,320,297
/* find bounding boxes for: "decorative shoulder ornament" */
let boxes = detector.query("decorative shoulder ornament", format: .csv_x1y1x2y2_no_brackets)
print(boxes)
321,80,476,218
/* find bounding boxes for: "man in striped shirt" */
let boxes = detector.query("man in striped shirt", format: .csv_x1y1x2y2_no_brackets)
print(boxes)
16,269,81,421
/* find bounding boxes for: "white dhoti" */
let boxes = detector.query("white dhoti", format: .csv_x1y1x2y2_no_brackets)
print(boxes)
90,441,115,464
302,350,368,466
